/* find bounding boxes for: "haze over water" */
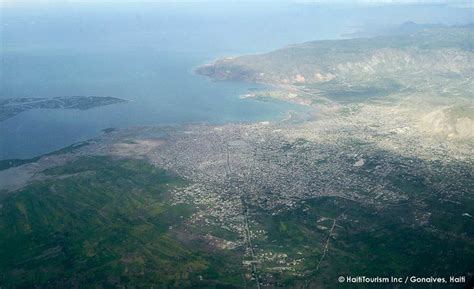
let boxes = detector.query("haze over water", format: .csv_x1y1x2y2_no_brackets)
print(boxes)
0,1,471,159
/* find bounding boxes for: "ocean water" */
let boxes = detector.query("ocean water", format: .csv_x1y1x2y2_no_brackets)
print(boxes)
0,2,471,159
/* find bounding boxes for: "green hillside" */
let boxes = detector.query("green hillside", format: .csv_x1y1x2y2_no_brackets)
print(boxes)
0,156,244,288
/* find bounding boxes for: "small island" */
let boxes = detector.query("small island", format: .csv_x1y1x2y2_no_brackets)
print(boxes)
0,96,127,122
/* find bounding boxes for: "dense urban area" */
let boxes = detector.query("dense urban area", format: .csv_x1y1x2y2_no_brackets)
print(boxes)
0,24,472,288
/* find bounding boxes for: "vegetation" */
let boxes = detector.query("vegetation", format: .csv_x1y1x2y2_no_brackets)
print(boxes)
0,141,90,171
249,194,474,288
197,25,473,104
0,156,244,288
1,23,473,289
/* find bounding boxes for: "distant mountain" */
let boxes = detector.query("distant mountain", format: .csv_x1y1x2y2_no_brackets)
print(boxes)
197,24,474,139
343,21,446,38
196,25,473,86
1,23,472,289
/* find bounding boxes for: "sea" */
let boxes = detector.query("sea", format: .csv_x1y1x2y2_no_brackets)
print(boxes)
0,1,471,159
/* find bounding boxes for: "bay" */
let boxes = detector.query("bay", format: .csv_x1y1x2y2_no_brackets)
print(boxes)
0,2,470,159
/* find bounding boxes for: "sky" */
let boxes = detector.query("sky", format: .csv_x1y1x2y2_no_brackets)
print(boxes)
1,0,473,4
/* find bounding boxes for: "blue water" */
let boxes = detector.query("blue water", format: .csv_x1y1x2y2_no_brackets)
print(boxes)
0,2,471,159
